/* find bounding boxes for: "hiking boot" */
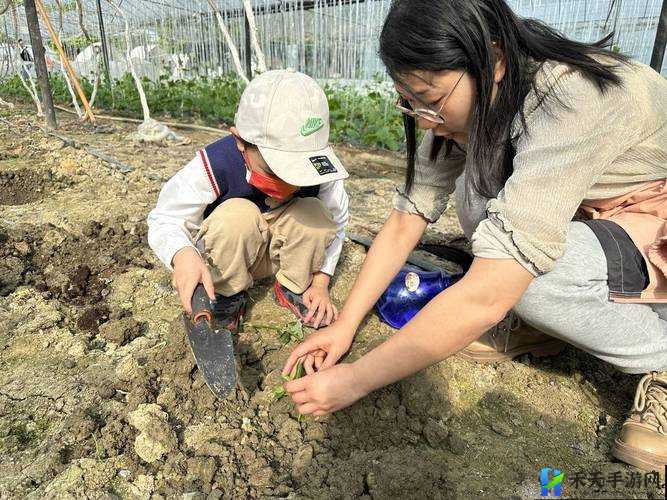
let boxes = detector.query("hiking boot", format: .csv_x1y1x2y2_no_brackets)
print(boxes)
212,291,247,333
458,311,565,363
612,372,667,472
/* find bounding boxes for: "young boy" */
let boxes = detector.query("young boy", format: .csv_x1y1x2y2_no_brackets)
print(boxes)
147,69,349,330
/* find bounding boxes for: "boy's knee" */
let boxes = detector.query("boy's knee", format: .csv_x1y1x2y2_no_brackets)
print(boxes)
209,198,262,222
286,197,337,240
204,198,264,238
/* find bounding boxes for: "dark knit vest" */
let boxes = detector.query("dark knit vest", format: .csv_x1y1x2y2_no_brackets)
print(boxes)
199,135,319,219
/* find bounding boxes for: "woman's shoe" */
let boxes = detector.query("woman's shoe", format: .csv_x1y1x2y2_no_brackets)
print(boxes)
612,372,667,472
458,312,565,363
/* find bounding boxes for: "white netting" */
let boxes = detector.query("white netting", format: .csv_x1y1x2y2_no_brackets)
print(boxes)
1,0,664,85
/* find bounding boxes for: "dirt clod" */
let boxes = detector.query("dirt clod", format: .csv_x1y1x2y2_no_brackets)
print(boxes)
76,305,111,333
99,317,147,345
127,404,178,463
423,418,449,448
447,431,468,456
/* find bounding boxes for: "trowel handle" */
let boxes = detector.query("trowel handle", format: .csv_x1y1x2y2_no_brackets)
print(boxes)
191,284,213,324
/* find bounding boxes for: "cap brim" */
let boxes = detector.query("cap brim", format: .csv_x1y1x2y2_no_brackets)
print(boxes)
256,144,349,187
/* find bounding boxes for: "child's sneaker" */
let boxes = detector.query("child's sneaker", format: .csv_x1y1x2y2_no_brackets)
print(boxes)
212,291,247,333
273,281,309,322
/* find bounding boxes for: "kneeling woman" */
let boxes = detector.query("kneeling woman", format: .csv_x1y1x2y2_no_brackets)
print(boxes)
282,0,667,471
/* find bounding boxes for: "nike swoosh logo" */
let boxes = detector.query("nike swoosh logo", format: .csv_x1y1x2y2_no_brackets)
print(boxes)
300,118,324,137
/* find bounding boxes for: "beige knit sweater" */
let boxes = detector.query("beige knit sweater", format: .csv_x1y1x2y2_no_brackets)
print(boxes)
394,58,667,276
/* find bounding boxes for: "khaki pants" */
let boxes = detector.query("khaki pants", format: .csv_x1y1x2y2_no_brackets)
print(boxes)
196,197,337,297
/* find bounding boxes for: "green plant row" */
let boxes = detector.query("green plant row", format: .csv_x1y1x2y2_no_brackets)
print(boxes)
1,72,406,151
50,35,98,52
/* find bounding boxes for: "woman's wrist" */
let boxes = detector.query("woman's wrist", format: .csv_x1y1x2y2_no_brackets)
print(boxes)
335,312,362,338
349,358,374,397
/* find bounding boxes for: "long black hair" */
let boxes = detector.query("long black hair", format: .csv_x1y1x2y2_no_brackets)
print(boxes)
379,0,629,200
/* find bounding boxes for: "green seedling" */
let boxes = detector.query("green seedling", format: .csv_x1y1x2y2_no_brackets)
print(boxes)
272,361,304,401
92,433,104,462
272,361,307,422
247,320,304,346
280,321,304,345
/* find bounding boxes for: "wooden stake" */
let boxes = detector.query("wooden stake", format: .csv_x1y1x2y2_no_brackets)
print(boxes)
242,0,267,73
207,0,249,84
34,0,95,122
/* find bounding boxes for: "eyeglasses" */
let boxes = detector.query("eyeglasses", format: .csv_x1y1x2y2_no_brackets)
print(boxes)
395,70,466,124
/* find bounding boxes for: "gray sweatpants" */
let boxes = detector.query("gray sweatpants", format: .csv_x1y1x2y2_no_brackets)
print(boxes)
454,175,667,374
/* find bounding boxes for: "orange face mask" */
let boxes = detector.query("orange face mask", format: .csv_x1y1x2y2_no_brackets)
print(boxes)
242,151,297,201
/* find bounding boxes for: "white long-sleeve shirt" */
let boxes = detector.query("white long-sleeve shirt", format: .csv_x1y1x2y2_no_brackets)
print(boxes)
147,153,349,275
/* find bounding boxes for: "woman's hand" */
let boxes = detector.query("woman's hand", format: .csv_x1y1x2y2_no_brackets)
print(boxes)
298,349,327,375
283,211,427,378
171,246,216,314
302,283,338,329
281,320,356,377
284,363,369,417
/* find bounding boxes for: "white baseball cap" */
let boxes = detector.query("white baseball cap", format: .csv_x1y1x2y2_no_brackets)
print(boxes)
234,69,349,187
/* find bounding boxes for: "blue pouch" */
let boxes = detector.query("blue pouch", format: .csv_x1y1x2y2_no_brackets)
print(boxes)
375,265,461,329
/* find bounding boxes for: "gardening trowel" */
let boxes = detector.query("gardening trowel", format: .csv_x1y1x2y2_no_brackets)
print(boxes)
183,284,237,399
348,233,473,272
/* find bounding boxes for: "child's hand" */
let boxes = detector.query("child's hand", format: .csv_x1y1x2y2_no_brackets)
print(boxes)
303,283,338,329
172,246,216,315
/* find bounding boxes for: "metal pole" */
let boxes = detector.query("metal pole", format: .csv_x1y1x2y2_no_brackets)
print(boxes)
34,0,95,122
96,0,112,89
23,0,57,128
650,0,667,73
244,11,252,78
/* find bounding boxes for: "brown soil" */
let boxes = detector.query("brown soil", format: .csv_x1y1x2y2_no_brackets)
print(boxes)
0,105,663,499
0,169,49,205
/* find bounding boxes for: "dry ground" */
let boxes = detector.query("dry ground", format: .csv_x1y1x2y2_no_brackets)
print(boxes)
0,105,664,499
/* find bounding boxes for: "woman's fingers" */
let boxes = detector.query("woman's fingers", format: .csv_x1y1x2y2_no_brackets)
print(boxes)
303,354,316,375
322,303,334,327
284,376,308,394
296,402,320,415
302,291,313,308
319,304,330,328
314,353,325,370
290,390,310,405
179,279,197,315
332,304,339,322
282,337,326,376
320,349,341,370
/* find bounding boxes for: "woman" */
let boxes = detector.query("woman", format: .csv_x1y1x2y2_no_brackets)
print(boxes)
282,0,667,471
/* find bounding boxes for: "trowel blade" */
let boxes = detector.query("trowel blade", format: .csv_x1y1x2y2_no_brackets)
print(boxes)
183,314,237,399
